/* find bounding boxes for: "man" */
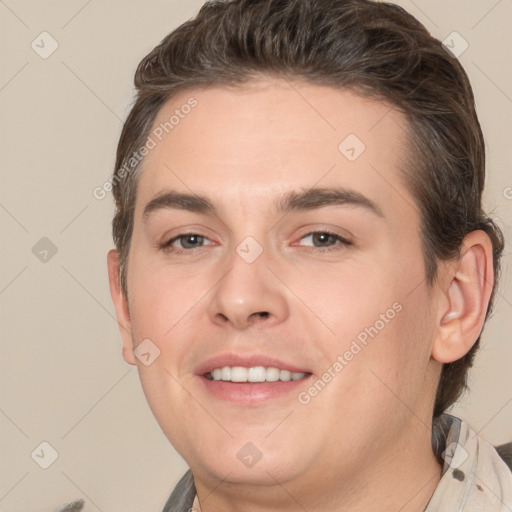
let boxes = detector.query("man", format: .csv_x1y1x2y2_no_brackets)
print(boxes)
106,0,512,510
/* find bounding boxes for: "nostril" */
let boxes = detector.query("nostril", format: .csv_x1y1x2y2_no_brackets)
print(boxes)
247,311,270,322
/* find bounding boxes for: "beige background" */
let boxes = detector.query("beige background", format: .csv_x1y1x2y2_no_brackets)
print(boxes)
0,1,510,510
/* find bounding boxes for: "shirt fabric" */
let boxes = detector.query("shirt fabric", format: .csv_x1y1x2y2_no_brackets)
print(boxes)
161,414,512,512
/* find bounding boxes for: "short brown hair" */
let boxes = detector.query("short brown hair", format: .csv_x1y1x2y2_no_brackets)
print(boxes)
111,0,504,418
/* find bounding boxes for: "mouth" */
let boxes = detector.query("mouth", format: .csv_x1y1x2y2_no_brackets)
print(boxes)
195,354,314,404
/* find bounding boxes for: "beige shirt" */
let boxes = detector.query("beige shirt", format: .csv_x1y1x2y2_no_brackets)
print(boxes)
424,416,512,510
163,415,512,512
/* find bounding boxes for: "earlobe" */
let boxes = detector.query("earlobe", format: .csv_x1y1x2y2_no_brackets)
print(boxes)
431,231,494,364
107,249,136,366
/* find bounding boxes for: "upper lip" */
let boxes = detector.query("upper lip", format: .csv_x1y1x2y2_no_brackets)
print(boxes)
195,353,312,376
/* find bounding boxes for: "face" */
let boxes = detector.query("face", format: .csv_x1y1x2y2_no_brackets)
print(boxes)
110,80,443,496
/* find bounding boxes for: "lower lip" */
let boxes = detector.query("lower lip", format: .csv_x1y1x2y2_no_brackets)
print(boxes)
197,375,313,404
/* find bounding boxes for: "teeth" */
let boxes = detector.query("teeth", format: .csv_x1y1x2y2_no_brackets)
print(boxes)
207,366,307,383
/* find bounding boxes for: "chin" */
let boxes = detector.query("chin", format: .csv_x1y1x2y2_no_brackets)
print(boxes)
192,455,303,486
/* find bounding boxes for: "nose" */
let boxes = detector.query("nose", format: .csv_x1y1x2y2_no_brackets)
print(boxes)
206,244,289,330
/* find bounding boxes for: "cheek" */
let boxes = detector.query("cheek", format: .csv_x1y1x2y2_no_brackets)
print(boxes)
127,253,203,342
126,263,203,445
306,259,434,398
341,288,435,413
295,261,399,345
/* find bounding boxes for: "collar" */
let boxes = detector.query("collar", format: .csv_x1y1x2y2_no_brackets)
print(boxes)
425,414,512,511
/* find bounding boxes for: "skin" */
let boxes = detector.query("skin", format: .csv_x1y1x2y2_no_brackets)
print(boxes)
108,78,494,512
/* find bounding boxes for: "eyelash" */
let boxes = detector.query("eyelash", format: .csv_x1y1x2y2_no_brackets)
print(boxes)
160,230,352,255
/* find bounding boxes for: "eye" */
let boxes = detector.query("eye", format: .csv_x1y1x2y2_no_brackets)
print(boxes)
296,230,352,252
160,230,351,254
161,233,215,252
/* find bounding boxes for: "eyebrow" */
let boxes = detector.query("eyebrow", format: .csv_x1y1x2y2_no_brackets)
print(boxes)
142,186,384,220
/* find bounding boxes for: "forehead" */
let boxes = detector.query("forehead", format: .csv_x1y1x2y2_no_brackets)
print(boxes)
135,79,414,219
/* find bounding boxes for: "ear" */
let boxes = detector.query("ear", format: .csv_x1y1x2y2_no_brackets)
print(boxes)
431,230,495,364
107,249,136,366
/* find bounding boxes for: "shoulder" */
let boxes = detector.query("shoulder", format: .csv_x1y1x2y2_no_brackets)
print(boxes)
47,500,85,512
496,443,512,471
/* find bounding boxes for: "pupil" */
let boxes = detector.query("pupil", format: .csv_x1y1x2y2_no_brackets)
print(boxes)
183,235,202,248
314,233,332,246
